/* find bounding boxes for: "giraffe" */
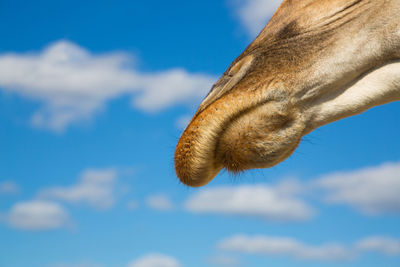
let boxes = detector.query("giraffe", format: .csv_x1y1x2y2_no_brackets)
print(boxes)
175,0,400,187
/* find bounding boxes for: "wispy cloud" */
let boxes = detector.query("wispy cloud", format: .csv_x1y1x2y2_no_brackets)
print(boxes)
356,236,400,256
218,234,400,261
0,180,20,195
208,255,240,266
38,168,121,210
313,162,400,214
0,40,215,132
50,255,183,267
184,180,314,222
231,0,283,37
127,253,181,267
127,199,139,210
146,194,174,211
218,234,354,261
5,200,70,230
183,161,400,221
50,262,104,267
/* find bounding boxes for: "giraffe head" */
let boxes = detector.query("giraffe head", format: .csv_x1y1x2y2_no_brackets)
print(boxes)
175,0,400,187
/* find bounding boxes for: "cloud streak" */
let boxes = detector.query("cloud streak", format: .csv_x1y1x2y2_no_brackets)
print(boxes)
0,181,20,195
218,234,400,261
127,253,181,267
5,200,70,230
146,194,174,211
38,168,121,210
0,40,215,132
356,236,400,255
50,262,104,267
208,255,240,266
314,162,400,214
184,180,314,222
231,0,283,37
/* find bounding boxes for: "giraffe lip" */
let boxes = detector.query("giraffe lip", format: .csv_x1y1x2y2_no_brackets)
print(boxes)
174,93,303,187
174,97,265,187
174,59,270,187
174,117,223,187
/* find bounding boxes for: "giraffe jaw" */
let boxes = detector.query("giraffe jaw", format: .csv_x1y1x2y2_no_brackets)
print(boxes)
174,96,304,187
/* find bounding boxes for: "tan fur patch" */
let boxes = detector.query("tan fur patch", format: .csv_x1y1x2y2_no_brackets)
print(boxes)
175,0,400,187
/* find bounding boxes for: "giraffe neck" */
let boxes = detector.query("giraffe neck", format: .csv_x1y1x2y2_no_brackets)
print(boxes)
304,60,400,134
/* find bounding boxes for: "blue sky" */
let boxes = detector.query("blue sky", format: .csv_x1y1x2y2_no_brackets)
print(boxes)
0,0,399,267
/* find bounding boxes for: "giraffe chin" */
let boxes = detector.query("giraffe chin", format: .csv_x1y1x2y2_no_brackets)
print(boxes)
215,103,303,174
175,101,304,187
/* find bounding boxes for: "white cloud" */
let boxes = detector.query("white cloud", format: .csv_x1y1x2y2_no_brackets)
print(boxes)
146,194,174,211
127,253,181,267
39,168,119,210
218,234,353,261
6,200,69,230
314,162,400,214
184,180,314,221
356,236,400,256
50,262,103,267
0,40,215,132
133,70,214,112
231,0,283,37
0,180,19,195
183,162,400,220
127,200,139,210
208,255,240,266
218,234,400,261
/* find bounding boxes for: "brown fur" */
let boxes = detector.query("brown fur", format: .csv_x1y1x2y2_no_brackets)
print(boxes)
175,0,400,187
